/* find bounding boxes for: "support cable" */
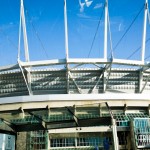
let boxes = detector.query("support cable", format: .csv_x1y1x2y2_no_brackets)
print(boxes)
145,53,150,60
127,37,150,60
116,37,150,69
88,5,104,58
25,8,49,59
0,29,18,50
148,7,150,24
113,4,144,52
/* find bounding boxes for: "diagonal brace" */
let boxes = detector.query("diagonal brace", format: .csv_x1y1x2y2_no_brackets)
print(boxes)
91,63,112,93
104,63,112,92
140,73,150,93
18,61,32,95
68,72,82,94
65,107,79,127
0,118,16,132
28,112,46,129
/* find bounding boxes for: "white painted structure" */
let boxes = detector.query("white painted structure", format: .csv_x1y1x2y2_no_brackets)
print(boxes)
0,0,150,149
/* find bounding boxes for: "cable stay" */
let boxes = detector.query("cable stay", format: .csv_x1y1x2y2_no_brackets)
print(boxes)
148,6,150,24
0,29,18,50
24,7,49,59
124,1,150,62
145,40,150,59
113,4,144,53
118,38,150,69
127,1,150,60
116,37,150,69
126,37,150,60
145,55,150,60
87,4,104,58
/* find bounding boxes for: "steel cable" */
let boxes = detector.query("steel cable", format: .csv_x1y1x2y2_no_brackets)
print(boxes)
113,4,144,52
25,8,49,59
88,4,104,58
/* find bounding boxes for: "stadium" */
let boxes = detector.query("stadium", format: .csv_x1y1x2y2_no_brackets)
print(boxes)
0,0,150,149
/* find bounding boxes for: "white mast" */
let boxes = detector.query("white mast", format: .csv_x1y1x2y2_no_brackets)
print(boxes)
18,3,22,61
64,0,69,94
141,0,148,62
64,0,69,60
104,0,108,60
20,0,29,62
18,0,32,96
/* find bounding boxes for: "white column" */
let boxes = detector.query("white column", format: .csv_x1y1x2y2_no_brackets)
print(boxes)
21,0,29,62
139,71,143,93
64,0,69,60
112,119,119,150
19,0,32,95
64,0,70,93
104,0,108,59
141,0,148,62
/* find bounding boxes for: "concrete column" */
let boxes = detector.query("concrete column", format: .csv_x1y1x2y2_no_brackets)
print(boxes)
112,119,119,150
16,132,27,150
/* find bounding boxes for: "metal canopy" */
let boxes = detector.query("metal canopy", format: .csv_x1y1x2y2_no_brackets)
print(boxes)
0,102,112,133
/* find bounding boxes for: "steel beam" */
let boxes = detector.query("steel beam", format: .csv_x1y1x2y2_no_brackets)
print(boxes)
104,64,112,92
140,74,150,93
124,104,127,115
0,118,16,132
104,0,108,59
0,94,150,106
18,61,32,95
20,0,30,62
0,64,19,72
68,72,82,94
18,58,144,68
65,106,79,127
139,71,143,93
28,112,46,129
112,119,119,150
148,104,150,116
20,107,25,118
141,0,148,62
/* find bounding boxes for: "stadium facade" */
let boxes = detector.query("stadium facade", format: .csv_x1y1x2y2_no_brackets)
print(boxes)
0,0,150,149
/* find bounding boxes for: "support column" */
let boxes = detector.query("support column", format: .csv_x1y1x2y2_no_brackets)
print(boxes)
16,132,27,150
126,133,131,150
103,71,107,92
99,103,102,117
139,71,143,93
64,0,70,93
20,0,29,62
47,106,51,117
130,120,137,150
141,0,148,62
104,0,108,59
112,119,119,150
147,104,150,116
20,107,25,119
19,0,32,95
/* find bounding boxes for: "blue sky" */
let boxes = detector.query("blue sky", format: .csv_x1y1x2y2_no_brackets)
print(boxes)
0,0,149,66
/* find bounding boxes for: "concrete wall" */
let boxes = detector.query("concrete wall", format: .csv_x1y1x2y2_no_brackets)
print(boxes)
16,132,27,150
